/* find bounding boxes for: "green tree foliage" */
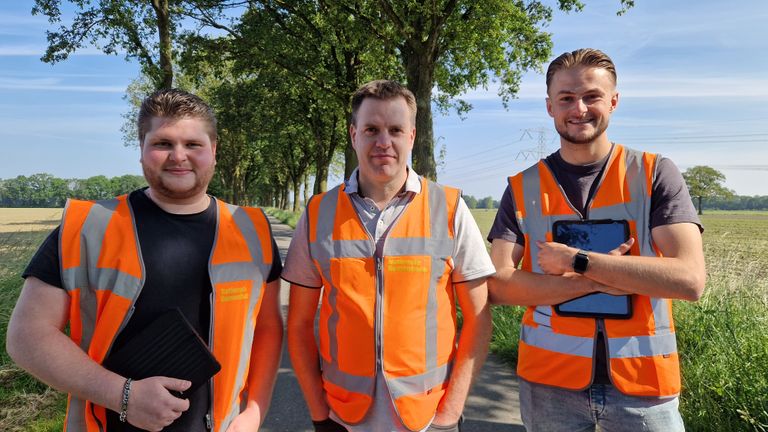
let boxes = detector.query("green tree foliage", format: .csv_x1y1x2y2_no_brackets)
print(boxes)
683,166,735,215
33,0,182,89
0,174,145,207
343,0,634,180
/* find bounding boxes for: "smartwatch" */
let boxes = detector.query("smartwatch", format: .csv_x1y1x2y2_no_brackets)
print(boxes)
573,250,589,274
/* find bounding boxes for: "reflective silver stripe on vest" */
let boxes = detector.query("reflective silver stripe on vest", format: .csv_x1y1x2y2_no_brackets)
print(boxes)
310,187,349,376
321,358,376,395
387,361,453,399
521,324,594,358
424,181,451,372
608,332,678,358
215,203,271,430
64,396,87,431
533,306,552,328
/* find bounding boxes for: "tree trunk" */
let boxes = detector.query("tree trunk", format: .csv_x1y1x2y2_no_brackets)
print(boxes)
314,159,329,194
151,0,173,89
303,172,310,206
292,178,301,212
697,196,703,215
344,143,357,180
405,49,437,180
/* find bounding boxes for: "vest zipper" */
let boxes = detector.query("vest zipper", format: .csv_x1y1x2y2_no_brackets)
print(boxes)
207,291,216,431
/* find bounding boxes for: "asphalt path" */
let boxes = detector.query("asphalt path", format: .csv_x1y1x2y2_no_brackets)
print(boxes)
261,216,523,431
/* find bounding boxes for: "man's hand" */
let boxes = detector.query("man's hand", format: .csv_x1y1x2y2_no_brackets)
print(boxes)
536,241,577,275
125,377,191,431
225,405,262,432
536,238,635,275
431,410,461,427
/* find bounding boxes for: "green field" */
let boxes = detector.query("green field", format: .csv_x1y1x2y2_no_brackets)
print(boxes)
1,208,767,431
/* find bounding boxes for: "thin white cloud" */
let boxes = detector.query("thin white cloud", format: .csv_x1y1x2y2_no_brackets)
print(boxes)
0,44,120,57
0,77,124,93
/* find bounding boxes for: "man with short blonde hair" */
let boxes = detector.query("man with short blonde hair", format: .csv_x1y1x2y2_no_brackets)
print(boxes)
286,79,495,432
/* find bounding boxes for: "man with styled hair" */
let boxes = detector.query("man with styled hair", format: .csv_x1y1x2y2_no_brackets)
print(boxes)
488,48,706,431
7,89,284,431
285,79,495,432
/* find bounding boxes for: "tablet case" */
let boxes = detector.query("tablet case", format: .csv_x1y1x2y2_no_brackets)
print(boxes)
552,219,633,319
103,308,221,396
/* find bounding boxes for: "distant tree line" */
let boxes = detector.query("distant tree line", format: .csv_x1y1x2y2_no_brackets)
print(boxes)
0,174,146,208
463,195,500,209
698,195,768,211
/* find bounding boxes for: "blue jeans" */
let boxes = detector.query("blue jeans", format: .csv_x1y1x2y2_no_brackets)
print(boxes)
519,379,685,432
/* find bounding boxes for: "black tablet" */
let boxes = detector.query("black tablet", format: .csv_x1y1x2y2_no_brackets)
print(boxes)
103,308,221,397
552,219,633,319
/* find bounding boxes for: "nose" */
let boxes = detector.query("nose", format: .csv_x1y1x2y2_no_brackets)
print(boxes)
575,98,588,115
169,144,187,162
374,131,392,148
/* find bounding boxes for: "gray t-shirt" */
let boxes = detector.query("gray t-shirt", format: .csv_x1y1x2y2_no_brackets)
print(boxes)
487,146,702,385
283,168,495,431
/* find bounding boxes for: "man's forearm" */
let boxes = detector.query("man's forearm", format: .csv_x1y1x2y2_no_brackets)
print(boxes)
287,324,330,421
7,317,125,413
244,301,284,424
488,267,599,306
580,253,705,300
434,297,492,424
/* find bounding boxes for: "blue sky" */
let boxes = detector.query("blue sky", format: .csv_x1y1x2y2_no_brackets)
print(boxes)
1,0,767,199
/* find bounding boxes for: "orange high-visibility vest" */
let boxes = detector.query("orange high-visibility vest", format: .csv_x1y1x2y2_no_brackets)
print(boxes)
307,178,461,431
510,144,681,397
58,194,274,431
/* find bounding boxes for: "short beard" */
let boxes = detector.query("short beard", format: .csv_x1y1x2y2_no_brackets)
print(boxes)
142,165,214,201
555,120,609,145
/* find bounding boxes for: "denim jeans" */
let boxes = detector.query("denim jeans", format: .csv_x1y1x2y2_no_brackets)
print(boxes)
519,379,685,432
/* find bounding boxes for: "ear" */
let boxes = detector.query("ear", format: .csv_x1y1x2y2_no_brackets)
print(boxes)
546,97,554,118
349,124,357,150
610,92,620,112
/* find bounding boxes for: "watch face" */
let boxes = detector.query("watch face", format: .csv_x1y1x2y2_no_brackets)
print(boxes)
573,251,589,273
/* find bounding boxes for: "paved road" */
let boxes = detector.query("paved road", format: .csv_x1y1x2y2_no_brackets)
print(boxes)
262,216,523,431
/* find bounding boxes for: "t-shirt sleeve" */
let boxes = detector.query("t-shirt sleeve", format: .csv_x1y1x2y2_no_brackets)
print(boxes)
281,210,323,288
266,236,283,283
22,226,64,289
650,157,703,232
487,184,525,245
451,197,496,283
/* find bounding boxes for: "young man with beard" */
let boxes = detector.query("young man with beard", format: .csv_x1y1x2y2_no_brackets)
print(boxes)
487,49,706,431
7,89,283,432
284,80,495,432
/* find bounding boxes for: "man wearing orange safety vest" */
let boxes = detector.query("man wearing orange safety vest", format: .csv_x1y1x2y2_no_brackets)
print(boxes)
284,80,495,432
487,48,706,431
7,89,283,431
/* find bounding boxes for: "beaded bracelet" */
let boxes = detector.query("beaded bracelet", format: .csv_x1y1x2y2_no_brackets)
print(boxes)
119,378,133,423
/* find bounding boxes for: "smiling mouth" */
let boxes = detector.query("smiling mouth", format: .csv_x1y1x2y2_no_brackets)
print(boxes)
568,118,594,125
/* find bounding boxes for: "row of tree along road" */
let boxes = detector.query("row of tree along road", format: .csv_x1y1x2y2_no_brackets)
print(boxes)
1,166,765,212
30,0,639,208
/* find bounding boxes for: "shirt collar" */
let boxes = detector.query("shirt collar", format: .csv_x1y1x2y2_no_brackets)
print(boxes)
345,166,422,196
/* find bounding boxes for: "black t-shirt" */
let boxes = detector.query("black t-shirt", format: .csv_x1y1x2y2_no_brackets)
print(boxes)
488,146,702,386
23,189,282,431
